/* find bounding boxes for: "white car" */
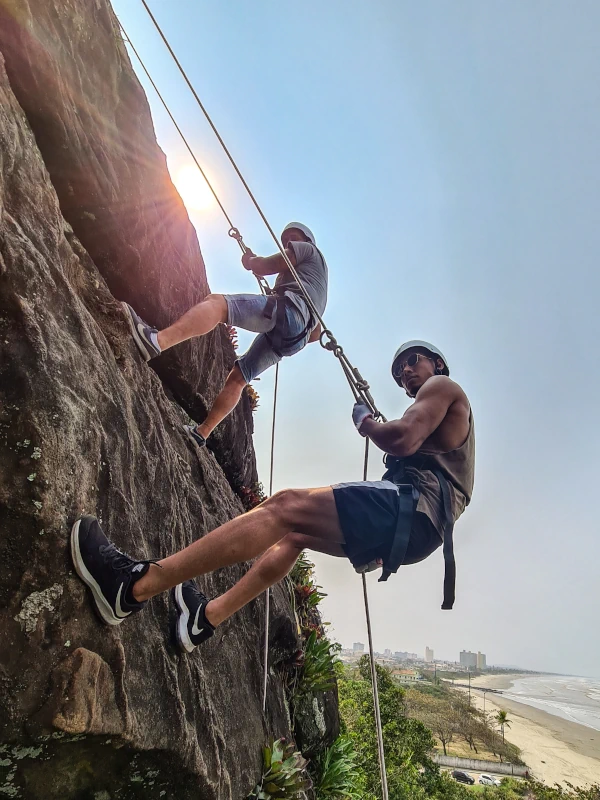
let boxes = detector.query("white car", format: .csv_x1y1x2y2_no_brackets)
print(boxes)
479,774,501,786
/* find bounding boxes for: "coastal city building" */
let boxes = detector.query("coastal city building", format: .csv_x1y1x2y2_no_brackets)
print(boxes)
459,650,487,669
460,650,478,669
394,651,419,661
425,646,434,663
353,642,365,653
392,668,423,684
384,649,392,657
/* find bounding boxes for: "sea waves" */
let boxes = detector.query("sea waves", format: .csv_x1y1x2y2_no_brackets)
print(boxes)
501,675,600,731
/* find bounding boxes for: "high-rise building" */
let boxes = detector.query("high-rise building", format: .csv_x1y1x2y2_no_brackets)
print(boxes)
459,650,478,669
477,652,487,670
353,642,365,653
384,649,392,657
425,647,434,663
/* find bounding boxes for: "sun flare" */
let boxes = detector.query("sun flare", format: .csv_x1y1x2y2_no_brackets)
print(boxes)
174,165,214,212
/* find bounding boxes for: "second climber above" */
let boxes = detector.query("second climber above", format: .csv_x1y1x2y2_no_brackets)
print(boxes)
123,222,328,447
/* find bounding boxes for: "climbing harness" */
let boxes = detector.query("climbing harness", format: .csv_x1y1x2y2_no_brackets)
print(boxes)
382,455,456,609
122,8,389,794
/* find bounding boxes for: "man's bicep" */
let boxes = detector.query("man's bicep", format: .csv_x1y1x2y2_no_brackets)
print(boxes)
402,383,454,447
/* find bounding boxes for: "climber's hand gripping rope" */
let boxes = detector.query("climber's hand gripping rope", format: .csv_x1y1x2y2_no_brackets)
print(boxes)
352,402,373,435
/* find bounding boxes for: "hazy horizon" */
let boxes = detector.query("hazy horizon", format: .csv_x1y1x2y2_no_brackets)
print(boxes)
113,0,600,678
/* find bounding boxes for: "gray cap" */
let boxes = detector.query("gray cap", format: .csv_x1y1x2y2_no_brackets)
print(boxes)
391,340,450,385
281,222,316,245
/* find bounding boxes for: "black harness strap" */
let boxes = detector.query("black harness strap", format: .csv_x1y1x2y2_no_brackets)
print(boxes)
264,292,314,358
435,469,456,610
260,244,325,357
380,455,457,609
378,483,415,582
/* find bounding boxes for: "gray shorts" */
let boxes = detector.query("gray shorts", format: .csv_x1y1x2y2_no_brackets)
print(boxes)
224,293,312,383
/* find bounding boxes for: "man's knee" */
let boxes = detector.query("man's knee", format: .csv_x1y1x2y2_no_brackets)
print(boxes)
226,363,248,388
266,488,307,525
204,293,228,320
284,532,308,551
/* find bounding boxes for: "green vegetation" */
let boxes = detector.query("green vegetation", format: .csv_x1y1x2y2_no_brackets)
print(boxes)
249,738,310,799
404,682,522,763
251,552,600,800
494,710,511,743
311,734,364,799
296,630,340,698
338,656,472,799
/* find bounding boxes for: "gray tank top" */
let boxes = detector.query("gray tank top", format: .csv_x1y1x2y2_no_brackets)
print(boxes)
384,412,475,538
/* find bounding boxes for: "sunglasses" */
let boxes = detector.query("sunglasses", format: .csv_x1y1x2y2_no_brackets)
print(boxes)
393,352,434,380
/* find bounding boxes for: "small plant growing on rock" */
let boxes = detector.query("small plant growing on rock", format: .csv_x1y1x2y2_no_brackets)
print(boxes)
288,553,327,633
239,482,267,511
245,384,260,411
249,738,310,799
225,324,239,350
312,734,363,799
296,630,340,698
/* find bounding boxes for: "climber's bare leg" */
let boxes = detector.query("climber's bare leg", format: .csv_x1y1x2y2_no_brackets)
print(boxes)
157,293,228,351
196,365,247,439
133,488,344,602
206,533,346,626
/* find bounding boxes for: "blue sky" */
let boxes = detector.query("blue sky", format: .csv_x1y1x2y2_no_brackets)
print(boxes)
113,1,600,676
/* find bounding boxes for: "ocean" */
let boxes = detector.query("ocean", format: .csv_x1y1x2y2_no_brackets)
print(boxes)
501,675,600,731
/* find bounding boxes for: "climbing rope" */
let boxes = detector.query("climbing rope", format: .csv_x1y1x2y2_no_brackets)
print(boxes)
362,438,389,800
262,361,279,711
131,1,383,420
123,7,389,792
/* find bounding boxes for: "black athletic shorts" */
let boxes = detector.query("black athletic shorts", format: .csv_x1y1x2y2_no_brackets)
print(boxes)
332,480,442,569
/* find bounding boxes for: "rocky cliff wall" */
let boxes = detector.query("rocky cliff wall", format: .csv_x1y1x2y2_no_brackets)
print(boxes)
0,0,254,489
0,2,337,797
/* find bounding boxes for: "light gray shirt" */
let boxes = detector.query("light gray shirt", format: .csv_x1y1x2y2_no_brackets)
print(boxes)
273,240,328,323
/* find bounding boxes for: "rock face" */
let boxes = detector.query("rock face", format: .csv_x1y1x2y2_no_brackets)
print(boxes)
0,0,255,490
0,2,337,798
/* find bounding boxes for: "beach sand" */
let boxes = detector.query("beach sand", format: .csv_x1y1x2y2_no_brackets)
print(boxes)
453,674,600,787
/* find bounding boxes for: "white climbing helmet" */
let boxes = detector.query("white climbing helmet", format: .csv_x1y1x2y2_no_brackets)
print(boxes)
281,222,316,246
391,340,450,385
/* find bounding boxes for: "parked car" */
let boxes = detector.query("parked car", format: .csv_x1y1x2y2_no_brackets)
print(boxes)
479,774,501,786
452,770,475,785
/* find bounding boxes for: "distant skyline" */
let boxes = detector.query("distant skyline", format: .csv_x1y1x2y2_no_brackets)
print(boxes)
113,0,600,677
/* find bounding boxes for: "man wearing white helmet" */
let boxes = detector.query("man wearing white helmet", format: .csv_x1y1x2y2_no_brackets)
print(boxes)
71,340,474,655
348,340,474,606
122,222,328,446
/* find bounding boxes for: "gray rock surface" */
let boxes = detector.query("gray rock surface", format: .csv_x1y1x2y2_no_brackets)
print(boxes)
0,0,256,491
0,34,324,800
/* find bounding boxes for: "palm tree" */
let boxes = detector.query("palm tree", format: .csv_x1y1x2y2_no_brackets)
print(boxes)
495,709,511,743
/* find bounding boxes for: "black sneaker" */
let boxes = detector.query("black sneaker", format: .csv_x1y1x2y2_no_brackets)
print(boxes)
71,516,150,626
184,424,206,449
172,580,215,653
122,302,161,362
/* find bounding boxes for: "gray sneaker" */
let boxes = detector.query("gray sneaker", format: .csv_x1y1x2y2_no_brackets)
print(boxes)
184,424,206,449
122,302,161,362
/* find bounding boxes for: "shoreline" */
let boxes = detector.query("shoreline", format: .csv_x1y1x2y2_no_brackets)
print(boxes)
451,674,600,786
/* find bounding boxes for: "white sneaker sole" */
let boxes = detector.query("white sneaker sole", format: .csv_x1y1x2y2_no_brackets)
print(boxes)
71,519,123,626
122,302,156,362
173,583,196,653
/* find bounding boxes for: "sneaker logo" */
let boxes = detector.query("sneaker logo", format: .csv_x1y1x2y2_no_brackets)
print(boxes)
115,583,132,619
137,323,148,340
191,605,205,637
132,563,145,573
